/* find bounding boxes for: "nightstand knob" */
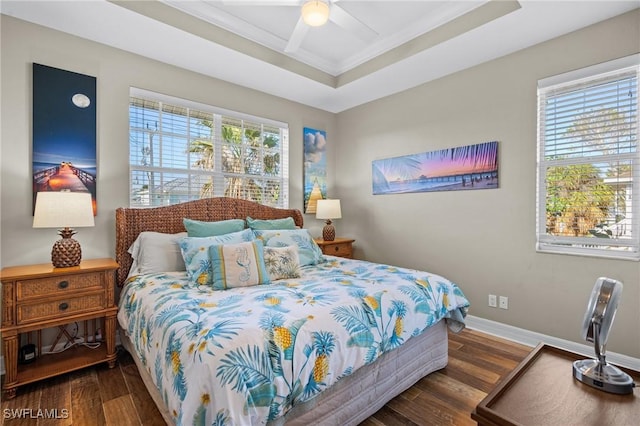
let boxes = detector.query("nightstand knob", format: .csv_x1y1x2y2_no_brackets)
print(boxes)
58,302,69,311
334,247,339,252
58,280,69,289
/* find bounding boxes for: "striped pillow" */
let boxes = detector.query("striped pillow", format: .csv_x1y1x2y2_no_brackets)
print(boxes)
209,240,271,290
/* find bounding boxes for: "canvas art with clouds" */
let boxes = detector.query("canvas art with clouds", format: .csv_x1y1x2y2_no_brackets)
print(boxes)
303,127,327,213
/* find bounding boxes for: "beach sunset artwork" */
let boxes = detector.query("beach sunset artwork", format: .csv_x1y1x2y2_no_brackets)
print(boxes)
32,63,97,214
372,141,498,195
303,127,327,213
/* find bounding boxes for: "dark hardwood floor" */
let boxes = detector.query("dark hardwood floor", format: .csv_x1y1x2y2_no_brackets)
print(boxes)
1,329,532,425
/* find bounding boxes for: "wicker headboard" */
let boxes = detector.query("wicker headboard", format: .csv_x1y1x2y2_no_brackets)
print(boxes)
115,197,304,286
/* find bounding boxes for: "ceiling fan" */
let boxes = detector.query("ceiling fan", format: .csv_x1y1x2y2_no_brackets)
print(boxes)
222,0,378,53
572,277,635,394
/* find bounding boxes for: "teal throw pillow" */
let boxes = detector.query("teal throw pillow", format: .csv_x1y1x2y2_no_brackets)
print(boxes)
183,218,245,237
246,216,297,230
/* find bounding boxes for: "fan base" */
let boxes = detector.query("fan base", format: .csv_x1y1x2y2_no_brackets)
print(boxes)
573,359,635,394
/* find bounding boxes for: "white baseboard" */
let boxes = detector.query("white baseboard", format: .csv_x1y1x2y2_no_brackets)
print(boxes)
465,315,640,371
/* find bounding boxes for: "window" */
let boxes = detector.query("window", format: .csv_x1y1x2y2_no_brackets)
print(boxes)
537,55,639,259
129,88,289,208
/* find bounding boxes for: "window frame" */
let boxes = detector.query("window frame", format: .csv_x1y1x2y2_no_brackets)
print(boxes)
129,88,289,209
536,55,640,260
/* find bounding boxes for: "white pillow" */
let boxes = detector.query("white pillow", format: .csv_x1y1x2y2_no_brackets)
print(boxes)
127,231,187,278
263,246,301,281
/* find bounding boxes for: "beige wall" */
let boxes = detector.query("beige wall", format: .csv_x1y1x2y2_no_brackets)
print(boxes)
2,10,639,359
336,9,640,357
0,15,335,269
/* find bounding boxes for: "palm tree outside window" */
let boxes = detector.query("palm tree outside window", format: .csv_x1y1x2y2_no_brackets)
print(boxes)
129,88,289,208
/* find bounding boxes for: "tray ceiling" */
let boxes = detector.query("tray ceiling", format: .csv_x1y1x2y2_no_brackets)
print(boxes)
2,1,638,112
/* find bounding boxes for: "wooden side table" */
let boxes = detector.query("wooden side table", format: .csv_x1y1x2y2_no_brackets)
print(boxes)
472,343,639,426
314,237,355,259
0,258,119,399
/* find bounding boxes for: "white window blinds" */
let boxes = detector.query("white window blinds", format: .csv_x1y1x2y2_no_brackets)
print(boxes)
536,55,640,259
129,88,289,208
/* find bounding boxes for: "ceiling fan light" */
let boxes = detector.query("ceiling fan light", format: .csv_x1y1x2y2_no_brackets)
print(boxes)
302,0,330,27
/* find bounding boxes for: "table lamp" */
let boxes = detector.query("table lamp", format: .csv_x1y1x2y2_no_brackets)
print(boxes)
33,191,95,268
316,199,341,241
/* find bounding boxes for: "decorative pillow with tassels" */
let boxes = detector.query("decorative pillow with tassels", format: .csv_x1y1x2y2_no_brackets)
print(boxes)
209,240,271,290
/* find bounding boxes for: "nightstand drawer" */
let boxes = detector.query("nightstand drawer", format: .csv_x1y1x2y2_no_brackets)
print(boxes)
17,293,105,324
314,237,355,259
16,272,104,301
322,242,353,258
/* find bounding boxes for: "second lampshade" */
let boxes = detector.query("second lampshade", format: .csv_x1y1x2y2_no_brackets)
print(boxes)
316,199,341,241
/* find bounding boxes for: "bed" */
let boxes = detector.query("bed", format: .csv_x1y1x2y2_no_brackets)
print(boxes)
115,197,469,425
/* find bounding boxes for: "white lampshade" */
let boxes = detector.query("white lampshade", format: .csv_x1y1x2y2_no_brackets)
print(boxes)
316,199,342,220
302,0,330,27
33,191,95,228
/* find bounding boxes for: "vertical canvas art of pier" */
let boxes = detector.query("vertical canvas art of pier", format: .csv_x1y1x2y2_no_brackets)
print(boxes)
32,64,97,214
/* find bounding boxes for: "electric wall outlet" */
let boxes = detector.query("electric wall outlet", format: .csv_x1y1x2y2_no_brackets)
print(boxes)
499,296,509,310
488,294,497,308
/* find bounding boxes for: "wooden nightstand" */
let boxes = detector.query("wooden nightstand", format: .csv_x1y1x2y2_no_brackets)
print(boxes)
314,237,355,259
0,258,119,399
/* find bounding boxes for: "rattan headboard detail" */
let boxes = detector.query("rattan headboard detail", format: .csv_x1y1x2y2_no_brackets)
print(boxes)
115,197,304,286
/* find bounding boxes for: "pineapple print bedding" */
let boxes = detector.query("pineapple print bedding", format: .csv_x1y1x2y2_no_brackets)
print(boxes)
118,256,469,425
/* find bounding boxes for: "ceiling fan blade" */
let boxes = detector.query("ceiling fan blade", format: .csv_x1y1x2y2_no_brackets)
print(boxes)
284,16,309,53
329,3,377,42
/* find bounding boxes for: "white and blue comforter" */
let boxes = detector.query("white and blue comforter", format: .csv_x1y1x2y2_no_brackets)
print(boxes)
117,257,469,425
